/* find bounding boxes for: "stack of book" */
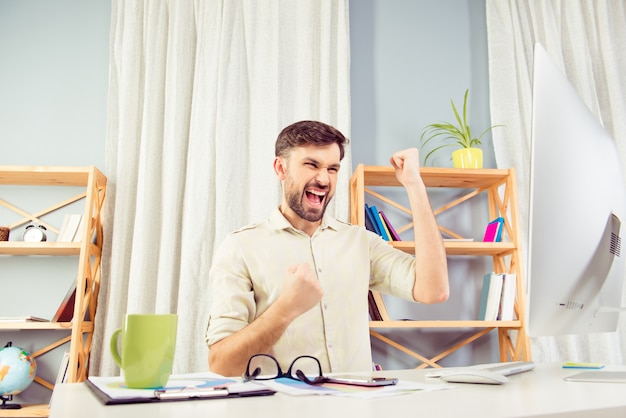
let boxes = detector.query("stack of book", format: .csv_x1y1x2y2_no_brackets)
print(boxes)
364,204,401,241
364,204,400,321
478,272,516,321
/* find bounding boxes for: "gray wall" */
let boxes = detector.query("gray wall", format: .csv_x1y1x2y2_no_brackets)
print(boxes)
350,0,499,370
0,0,110,405
351,0,496,169
0,0,498,404
0,0,109,169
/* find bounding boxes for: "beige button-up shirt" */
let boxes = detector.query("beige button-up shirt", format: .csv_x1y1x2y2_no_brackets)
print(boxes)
206,208,416,373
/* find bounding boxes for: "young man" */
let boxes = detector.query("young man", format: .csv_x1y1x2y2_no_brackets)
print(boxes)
206,120,448,377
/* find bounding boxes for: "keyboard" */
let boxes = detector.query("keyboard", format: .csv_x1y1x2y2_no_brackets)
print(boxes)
425,361,535,378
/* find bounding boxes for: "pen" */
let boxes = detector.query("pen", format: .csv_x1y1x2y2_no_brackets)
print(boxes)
154,386,229,400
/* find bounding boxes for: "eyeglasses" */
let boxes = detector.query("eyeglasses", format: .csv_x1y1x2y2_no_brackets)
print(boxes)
242,354,329,385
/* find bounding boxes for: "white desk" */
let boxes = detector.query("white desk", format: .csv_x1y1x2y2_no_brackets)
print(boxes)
49,363,626,418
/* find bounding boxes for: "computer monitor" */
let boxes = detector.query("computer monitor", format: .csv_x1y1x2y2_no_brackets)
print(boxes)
527,43,626,337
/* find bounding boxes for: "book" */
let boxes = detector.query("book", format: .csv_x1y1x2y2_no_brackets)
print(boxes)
379,210,402,241
368,291,383,321
72,214,85,242
57,214,82,242
52,281,77,322
368,205,390,241
57,214,71,241
378,212,393,239
498,273,516,321
483,217,504,242
364,204,380,235
494,219,504,242
56,351,71,384
478,272,504,321
49,351,71,407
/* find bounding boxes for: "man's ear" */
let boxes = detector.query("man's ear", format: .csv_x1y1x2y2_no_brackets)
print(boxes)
273,156,287,180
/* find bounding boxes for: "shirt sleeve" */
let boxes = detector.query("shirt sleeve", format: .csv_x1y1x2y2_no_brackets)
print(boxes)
367,231,416,302
205,233,257,347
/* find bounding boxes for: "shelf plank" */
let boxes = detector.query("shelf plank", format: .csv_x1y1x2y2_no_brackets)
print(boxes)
369,320,521,328
390,241,516,256
0,404,49,417
0,321,94,331
0,242,81,256
359,165,511,189
0,166,96,186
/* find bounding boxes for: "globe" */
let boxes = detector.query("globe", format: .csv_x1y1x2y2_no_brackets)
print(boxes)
0,342,37,408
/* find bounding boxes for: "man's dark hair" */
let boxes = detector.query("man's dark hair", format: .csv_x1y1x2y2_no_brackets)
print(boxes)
275,120,349,160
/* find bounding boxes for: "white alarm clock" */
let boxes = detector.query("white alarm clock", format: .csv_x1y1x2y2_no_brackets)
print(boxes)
23,224,47,242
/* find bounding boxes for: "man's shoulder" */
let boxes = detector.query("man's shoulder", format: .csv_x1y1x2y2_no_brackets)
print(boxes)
227,217,280,237
324,215,359,231
334,217,352,227
231,223,262,234
216,222,270,255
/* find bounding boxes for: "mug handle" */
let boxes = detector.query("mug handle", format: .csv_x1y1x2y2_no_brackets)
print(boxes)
110,328,123,368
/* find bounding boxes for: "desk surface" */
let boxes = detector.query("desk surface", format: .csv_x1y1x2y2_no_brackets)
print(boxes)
49,363,626,418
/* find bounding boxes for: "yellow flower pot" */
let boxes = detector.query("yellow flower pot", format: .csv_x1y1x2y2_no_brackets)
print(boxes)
452,148,483,169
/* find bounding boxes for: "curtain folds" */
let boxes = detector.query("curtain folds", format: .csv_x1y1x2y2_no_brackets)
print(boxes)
92,0,351,376
486,0,626,364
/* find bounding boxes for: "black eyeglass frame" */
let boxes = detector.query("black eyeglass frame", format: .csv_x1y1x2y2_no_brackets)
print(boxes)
243,354,327,384
243,353,399,387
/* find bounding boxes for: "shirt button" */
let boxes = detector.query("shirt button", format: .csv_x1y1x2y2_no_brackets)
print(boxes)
317,268,322,273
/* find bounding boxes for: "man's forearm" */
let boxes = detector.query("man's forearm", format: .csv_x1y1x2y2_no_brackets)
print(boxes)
407,180,449,303
208,301,295,377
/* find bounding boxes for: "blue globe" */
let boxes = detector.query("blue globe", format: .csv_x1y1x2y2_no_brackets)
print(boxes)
0,343,37,397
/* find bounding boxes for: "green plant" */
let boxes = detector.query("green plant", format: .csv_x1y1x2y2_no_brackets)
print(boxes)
419,89,501,165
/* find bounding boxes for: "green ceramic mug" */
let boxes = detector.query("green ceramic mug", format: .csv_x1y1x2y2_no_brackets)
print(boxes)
110,313,178,388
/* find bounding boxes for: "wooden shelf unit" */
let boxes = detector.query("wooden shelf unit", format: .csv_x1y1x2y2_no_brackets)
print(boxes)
350,164,531,368
0,166,106,416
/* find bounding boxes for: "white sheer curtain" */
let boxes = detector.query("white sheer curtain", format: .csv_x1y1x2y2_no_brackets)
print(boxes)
486,0,626,364
91,0,351,376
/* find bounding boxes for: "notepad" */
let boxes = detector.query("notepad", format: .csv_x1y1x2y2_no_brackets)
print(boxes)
562,362,605,369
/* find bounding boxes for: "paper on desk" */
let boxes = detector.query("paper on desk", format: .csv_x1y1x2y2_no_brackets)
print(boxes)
260,378,448,398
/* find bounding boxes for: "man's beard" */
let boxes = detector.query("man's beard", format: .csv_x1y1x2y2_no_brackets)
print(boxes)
285,185,331,223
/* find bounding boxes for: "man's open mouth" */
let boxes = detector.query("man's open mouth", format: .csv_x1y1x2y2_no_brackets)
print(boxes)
305,189,326,206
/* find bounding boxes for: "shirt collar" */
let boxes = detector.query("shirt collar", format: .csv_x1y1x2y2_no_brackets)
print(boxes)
269,207,340,233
